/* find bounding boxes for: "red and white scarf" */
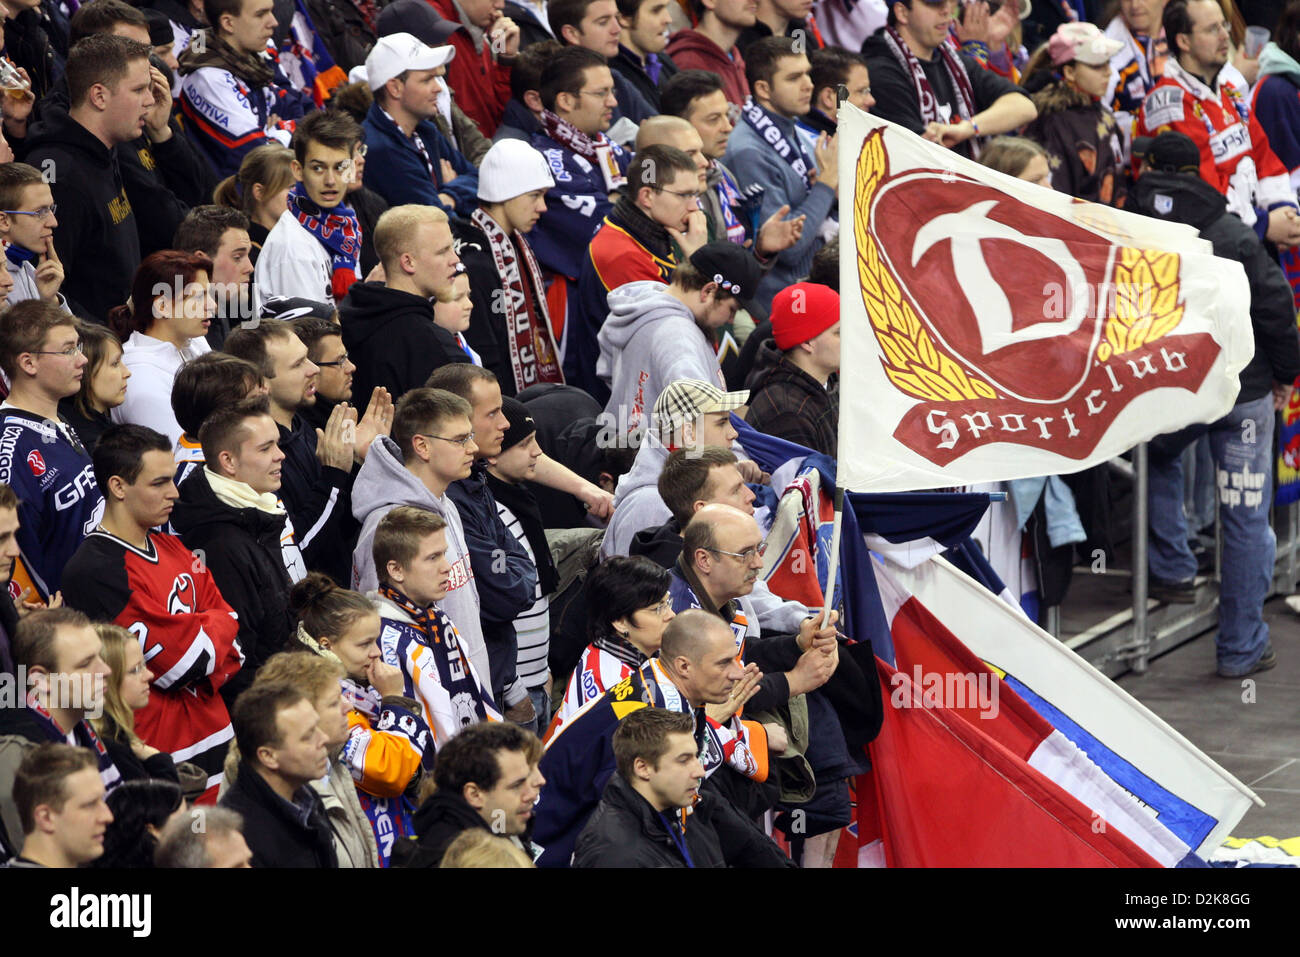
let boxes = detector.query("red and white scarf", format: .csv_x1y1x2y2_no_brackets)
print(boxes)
471,207,564,391
883,25,977,136
540,109,627,190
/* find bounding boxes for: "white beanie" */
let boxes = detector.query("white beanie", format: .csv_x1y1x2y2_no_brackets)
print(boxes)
477,140,556,202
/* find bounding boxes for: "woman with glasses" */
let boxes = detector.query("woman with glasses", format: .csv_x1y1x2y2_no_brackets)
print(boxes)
549,555,675,737
57,322,131,451
107,250,214,448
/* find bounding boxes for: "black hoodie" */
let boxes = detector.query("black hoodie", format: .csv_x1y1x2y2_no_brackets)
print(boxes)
277,416,354,588
1128,170,1300,404
337,282,470,403
24,107,141,322
169,468,297,707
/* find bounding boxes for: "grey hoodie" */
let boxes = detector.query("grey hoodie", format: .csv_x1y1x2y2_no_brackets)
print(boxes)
600,431,671,558
350,436,491,685
596,280,727,433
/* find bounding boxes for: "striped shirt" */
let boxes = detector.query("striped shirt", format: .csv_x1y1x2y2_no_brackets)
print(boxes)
494,500,550,690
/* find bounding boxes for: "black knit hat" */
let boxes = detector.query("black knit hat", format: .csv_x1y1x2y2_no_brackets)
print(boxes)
500,397,537,453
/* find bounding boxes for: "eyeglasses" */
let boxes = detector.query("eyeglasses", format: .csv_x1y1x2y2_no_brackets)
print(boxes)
577,87,615,99
658,187,703,202
1194,20,1230,35
354,143,368,157
33,341,83,358
316,352,350,367
707,542,768,563
645,596,672,616
416,432,476,449
2,204,56,221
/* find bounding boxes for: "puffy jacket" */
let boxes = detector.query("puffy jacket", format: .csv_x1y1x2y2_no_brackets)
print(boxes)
745,348,838,457
360,100,479,216
574,769,793,867
220,760,338,868
665,30,749,105
337,280,470,404
170,468,299,706
1128,169,1300,403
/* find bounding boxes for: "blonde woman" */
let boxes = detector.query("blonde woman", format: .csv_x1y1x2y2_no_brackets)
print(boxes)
92,623,179,786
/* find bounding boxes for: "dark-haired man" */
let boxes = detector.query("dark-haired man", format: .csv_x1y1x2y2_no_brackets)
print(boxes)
399,720,543,865
797,46,874,142
5,744,115,868
550,0,656,127
526,46,632,288
219,681,337,868
1133,0,1300,245
178,0,315,178
256,110,365,306
575,705,791,866
737,0,824,55
62,425,243,802
170,397,307,706
173,205,257,345
0,301,103,601
861,0,1035,158
611,0,679,112
23,34,155,321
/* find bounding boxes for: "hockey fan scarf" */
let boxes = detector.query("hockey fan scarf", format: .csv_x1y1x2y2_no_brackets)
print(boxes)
739,98,817,187
470,207,564,392
26,694,122,795
883,26,977,135
539,110,628,189
60,530,243,802
286,182,361,302
376,585,500,748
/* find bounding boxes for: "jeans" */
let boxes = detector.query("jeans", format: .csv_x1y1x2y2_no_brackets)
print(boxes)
1148,394,1275,675
527,686,551,736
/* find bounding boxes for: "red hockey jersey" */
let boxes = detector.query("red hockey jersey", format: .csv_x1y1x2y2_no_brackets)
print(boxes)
62,530,244,802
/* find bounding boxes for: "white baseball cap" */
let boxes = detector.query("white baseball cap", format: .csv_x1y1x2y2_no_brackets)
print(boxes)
365,32,455,92
477,139,556,202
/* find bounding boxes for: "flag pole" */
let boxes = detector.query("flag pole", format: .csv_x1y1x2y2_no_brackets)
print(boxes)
819,487,846,631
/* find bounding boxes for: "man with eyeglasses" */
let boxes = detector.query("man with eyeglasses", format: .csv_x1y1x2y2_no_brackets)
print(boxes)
526,46,632,324
1134,0,1300,246
571,143,708,402
352,388,495,690
0,163,68,311
0,301,104,602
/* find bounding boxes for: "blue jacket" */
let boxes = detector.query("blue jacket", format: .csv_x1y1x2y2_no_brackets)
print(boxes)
723,102,836,311
361,101,479,216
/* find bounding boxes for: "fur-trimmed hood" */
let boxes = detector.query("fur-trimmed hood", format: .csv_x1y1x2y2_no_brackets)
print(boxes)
1031,79,1100,117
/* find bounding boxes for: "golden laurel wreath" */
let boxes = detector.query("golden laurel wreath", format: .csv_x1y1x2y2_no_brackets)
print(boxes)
853,129,1185,401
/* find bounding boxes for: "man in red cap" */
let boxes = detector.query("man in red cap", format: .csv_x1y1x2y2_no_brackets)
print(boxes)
744,281,839,456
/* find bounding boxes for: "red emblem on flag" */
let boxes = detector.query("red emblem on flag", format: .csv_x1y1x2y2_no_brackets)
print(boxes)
854,128,1221,466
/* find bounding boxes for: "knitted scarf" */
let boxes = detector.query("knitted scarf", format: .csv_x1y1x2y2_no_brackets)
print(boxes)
286,182,361,302
610,195,675,266
470,206,563,391
540,109,627,189
882,25,977,131
738,97,816,187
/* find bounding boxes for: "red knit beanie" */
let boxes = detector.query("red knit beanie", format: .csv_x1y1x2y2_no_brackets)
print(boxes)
770,282,840,350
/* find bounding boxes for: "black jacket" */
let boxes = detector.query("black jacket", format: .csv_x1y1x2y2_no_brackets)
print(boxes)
610,46,679,114
337,281,470,404
220,761,338,868
4,8,59,104
628,517,683,568
503,1,554,51
29,75,215,256
1128,170,1300,403
447,463,538,705
278,416,354,588
304,0,376,72
24,107,142,322
493,98,542,144
55,399,112,454
574,770,794,868
396,788,493,867
348,186,388,276
170,468,297,707
516,383,605,529
745,346,838,457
